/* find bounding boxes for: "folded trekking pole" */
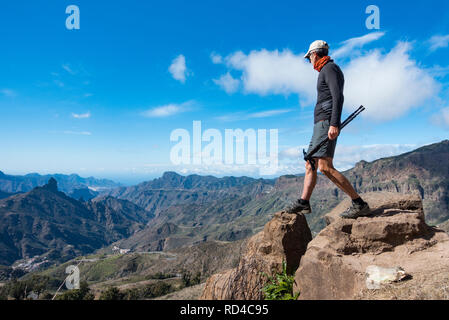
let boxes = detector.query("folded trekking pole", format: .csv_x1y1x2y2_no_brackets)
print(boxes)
303,105,365,171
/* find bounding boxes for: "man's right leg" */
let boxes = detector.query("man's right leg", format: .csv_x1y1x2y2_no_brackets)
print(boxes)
286,159,317,214
301,158,318,201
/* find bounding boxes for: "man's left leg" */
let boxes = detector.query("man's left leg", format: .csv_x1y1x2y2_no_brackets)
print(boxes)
317,157,358,199
317,157,371,218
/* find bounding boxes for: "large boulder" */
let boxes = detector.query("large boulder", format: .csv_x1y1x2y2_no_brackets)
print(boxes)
294,192,449,300
200,211,312,300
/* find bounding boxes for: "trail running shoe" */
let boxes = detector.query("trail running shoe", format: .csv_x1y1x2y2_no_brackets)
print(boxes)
285,199,312,214
340,201,371,219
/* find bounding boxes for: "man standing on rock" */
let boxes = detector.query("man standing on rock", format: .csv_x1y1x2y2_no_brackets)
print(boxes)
286,40,370,219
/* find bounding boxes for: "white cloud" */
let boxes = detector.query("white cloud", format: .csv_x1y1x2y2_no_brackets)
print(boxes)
169,54,189,83
154,143,419,177
171,163,276,177
62,64,76,75
279,143,419,172
71,112,91,119
213,72,240,93
125,142,424,178
224,49,316,104
428,34,449,51
249,109,294,118
0,89,17,97
333,32,385,58
213,35,439,122
344,42,438,121
64,130,92,135
279,146,306,160
142,101,194,118
431,107,449,128
60,63,89,77
212,32,385,103
210,52,223,64
216,108,294,121
428,65,449,78
332,143,418,170
54,79,65,87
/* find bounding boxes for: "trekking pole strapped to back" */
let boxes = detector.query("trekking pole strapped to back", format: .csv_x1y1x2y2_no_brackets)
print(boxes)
303,105,365,171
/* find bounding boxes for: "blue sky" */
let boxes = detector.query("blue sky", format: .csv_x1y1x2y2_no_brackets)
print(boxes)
1,0,449,184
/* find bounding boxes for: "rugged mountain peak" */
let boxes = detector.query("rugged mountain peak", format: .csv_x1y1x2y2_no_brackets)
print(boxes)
354,160,368,169
200,210,312,300
161,171,182,182
432,139,448,147
42,177,58,192
162,171,181,178
294,191,449,300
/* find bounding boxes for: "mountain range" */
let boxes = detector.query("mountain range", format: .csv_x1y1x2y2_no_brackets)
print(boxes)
111,173,277,251
0,139,448,268
109,140,449,252
0,171,121,195
0,178,152,265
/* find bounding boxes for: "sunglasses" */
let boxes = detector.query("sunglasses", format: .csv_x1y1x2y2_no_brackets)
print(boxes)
306,52,315,63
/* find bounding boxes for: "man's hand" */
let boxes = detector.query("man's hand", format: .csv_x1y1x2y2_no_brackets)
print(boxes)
328,125,339,140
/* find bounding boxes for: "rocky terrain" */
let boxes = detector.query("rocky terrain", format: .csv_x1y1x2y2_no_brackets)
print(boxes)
108,172,278,251
0,190,16,200
340,141,449,225
155,283,206,300
17,238,246,298
295,192,449,299
200,210,312,299
438,219,449,233
201,191,449,300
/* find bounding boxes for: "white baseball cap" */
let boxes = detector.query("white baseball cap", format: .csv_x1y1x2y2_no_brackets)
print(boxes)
304,40,329,59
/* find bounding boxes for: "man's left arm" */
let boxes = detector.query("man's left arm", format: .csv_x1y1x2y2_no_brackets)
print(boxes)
324,65,344,139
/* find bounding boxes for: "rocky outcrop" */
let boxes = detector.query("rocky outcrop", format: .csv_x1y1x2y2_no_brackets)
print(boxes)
438,219,449,233
42,177,58,192
294,192,449,300
200,191,449,300
200,211,312,300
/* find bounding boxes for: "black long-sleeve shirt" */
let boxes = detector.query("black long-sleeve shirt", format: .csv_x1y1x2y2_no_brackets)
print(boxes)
314,60,344,127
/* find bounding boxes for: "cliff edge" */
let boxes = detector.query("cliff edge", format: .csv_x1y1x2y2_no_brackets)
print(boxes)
295,191,449,299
